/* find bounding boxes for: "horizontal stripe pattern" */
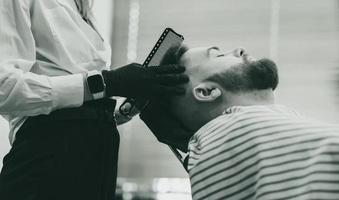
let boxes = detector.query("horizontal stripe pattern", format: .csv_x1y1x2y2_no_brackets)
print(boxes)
187,104,339,200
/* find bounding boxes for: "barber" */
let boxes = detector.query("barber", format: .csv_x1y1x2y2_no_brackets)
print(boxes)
0,0,188,200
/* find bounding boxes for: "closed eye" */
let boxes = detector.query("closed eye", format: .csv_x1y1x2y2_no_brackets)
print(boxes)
207,46,220,57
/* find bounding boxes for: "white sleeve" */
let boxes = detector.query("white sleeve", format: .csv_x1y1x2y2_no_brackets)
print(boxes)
0,0,84,117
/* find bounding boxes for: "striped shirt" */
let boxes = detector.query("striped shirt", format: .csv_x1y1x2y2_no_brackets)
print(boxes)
187,104,339,200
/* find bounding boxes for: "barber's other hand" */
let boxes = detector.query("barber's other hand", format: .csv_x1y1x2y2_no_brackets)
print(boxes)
102,63,189,99
140,102,193,152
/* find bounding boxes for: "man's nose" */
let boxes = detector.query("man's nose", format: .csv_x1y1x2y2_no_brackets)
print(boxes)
233,48,246,57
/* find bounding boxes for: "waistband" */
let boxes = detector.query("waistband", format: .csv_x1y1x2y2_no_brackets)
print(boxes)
29,98,117,123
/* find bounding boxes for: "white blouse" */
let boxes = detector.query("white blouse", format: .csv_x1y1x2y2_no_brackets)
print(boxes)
0,0,111,144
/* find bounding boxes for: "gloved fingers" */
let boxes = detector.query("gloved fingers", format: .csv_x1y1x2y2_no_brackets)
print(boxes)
127,62,143,68
148,65,186,74
155,74,189,85
151,99,171,108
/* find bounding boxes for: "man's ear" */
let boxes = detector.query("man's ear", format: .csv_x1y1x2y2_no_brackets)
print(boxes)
193,82,222,102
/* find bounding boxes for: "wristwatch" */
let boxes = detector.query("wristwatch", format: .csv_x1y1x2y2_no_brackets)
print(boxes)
86,70,106,100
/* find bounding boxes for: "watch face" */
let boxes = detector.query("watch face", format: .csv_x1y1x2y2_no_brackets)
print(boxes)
87,74,105,93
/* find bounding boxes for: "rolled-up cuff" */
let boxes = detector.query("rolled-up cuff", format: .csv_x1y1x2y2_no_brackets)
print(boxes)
49,74,84,110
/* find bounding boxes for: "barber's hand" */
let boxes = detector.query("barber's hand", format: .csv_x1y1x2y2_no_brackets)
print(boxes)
140,102,193,152
102,63,189,99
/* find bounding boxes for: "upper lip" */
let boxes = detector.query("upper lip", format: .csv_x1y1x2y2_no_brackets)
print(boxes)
244,54,256,62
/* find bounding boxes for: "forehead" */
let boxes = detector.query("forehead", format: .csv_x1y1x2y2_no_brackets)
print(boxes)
180,47,244,80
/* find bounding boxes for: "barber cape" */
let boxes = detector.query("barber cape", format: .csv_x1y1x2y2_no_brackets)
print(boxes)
187,104,339,200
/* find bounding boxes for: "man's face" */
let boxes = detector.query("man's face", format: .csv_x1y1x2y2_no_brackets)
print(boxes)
170,46,254,131
182,46,253,83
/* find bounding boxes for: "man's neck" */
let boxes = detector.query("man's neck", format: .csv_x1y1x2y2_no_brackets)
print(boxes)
194,89,275,133
225,89,275,108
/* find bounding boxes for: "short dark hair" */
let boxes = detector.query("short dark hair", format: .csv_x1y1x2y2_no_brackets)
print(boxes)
206,58,279,92
160,44,189,65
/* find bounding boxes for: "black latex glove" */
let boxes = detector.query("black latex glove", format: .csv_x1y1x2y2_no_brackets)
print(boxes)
102,63,189,99
140,102,194,153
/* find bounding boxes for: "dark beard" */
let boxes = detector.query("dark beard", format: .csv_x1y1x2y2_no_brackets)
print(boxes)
243,58,279,91
206,58,279,92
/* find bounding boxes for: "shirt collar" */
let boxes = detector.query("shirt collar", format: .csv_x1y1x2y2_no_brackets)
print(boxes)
188,105,270,146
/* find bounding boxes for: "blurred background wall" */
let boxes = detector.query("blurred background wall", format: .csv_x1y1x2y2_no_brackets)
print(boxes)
1,0,339,199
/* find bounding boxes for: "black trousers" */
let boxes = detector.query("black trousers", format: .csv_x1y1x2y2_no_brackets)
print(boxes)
0,99,119,200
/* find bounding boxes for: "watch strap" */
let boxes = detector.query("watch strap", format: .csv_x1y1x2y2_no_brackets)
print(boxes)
86,70,106,100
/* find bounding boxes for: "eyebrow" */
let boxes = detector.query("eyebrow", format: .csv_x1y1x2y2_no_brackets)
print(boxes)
206,46,220,57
